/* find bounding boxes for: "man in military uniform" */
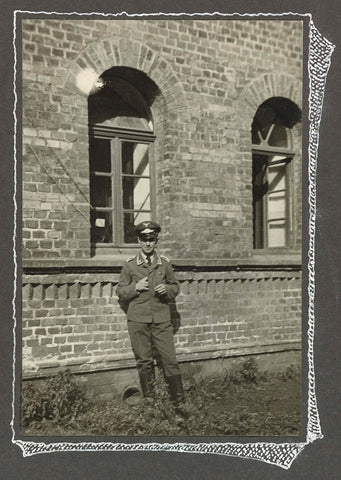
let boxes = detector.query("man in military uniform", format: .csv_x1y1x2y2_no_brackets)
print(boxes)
116,221,186,415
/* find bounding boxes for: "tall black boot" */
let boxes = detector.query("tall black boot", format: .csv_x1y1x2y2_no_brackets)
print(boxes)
165,375,188,418
139,370,155,398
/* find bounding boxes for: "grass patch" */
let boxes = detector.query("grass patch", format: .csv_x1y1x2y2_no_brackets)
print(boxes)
22,359,301,436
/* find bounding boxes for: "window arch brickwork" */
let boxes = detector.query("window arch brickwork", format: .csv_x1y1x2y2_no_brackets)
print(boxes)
63,38,188,113
236,72,302,124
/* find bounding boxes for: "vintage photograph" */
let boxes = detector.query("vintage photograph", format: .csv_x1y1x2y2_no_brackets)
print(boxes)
21,17,303,436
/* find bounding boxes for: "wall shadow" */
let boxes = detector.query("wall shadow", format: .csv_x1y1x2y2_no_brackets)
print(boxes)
169,300,181,334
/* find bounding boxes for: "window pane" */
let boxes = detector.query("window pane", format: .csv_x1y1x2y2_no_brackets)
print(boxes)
252,106,276,144
90,210,113,243
89,138,111,172
90,175,112,207
133,211,151,225
115,116,152,131
268,124,289,148
122,177,150,210
267,161,286,192
124,212,151,243
267,221,286,247
122,142,149,176
252,127,261,145
253,153,290,248
266,161,287,244
268,191,286,220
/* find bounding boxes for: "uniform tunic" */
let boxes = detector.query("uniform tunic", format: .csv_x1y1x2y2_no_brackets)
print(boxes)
116,252,181,377
116,252,179,323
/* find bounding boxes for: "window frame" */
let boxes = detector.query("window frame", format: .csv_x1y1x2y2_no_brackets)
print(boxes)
252,126,295,250
89,124,156,251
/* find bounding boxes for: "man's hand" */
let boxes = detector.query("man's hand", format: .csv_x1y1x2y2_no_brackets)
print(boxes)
136,277,149,292
154,283,167,296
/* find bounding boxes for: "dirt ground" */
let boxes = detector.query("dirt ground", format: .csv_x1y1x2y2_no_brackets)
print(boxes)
22,367,302,437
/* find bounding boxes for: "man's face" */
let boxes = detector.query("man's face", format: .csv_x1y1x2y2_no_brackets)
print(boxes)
138,236,158,255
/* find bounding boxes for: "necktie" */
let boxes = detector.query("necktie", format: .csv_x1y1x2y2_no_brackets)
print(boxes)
146,254,152,266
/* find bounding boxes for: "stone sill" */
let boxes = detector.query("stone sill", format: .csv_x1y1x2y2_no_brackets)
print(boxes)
22,252,302,274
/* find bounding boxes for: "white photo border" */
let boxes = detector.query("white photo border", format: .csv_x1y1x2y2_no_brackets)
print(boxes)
12,10,335,470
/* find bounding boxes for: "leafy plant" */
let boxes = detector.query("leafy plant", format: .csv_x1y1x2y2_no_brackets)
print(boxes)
22,370,88,428
280,364,300,382
225,357,264,387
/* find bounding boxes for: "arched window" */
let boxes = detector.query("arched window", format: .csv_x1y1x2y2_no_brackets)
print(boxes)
252,97,301,249
88,67,159,253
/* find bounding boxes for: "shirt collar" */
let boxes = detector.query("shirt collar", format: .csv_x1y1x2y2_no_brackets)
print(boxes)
137,251,162,266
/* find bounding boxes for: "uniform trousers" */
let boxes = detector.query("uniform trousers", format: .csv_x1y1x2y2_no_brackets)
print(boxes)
127,320,181,377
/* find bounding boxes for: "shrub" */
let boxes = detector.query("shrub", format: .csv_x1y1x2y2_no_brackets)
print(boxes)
238,357,261,383
225,357,263,386
280,364,300,381
22,370,88,427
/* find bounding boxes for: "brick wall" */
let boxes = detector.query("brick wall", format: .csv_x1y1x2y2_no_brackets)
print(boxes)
22,19,302,259
21,18,303,383
22,268,301,378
